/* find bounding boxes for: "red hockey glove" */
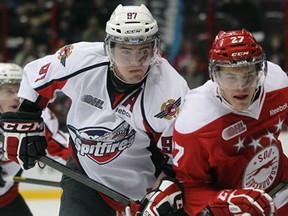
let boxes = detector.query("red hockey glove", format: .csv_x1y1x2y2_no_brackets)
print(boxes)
141,176,184,216
208,188,276,216
0,112,47,170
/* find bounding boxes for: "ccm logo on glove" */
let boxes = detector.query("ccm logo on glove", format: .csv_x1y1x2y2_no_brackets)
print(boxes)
2,121,44,132
0,111,48,170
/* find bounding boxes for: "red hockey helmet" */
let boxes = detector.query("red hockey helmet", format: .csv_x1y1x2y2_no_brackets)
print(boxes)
208,29,267,89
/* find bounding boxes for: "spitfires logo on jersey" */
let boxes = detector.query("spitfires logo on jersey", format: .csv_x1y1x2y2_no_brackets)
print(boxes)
154,98,181,120
57,44,74,67
68,122,136,164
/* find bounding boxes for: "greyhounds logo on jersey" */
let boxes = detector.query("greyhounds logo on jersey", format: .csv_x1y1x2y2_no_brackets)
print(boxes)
243,145,279,190
68,122,136,164
154,97,181,120
57,44,74,67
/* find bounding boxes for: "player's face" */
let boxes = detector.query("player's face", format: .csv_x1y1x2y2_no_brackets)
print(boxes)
218,65,258,111
0,84,20,113
112,43,153,84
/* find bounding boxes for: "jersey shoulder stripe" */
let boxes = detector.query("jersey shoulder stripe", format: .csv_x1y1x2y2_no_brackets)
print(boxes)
34,61,109,92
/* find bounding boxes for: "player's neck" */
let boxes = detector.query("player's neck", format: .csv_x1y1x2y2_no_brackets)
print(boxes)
108,68,145,94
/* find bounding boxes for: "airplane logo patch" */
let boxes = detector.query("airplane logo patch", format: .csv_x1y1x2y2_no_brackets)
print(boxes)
154,98,181,120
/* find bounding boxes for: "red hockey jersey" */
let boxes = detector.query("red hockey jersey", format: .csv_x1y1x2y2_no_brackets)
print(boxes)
173,61,288,215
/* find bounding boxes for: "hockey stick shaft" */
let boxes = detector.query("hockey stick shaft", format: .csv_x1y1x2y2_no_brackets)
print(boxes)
12,176,61,187
38,155,132,205
269,178,288,198
0,135,131,205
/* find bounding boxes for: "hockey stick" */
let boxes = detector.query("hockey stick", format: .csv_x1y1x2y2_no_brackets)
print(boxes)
0,135,132,205
38,155,132,205
12,176,61,187
268,178,288,198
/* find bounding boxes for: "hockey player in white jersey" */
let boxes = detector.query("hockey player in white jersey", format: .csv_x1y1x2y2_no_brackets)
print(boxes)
0,4,189,216
0,63,69,216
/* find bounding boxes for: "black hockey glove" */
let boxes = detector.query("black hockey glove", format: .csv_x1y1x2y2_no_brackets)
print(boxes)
0,111,47,170
140,176,184,216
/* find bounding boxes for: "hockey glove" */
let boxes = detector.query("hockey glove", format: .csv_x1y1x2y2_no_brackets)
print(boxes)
141,176,184,216
125,200,142,216
208,188,276,216
0,111,47,170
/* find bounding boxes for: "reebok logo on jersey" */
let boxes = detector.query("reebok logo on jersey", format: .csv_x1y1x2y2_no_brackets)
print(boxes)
68,122,136,164
270,103,287,116
115,107,131,119
222,121,247,140
154,97,181,120
81,94,104,110
57,44,74,67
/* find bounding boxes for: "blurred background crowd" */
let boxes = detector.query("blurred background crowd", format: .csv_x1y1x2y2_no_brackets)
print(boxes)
0,0,287,131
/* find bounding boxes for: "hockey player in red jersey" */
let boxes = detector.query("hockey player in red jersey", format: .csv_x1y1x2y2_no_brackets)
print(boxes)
0,63,69,216
0,4,189,216
172,29,288,215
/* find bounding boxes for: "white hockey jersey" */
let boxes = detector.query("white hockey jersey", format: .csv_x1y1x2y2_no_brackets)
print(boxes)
18,42,189,201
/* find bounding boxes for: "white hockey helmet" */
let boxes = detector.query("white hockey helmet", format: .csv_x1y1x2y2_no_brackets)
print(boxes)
104,4,161,66
0,63,23,86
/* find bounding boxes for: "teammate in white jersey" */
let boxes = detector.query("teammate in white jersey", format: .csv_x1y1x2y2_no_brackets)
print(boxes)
0,4,189,216
0,63,69,216
170,29,288,216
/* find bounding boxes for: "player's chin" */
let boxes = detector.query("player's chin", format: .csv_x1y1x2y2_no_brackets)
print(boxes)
232,101,250,111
